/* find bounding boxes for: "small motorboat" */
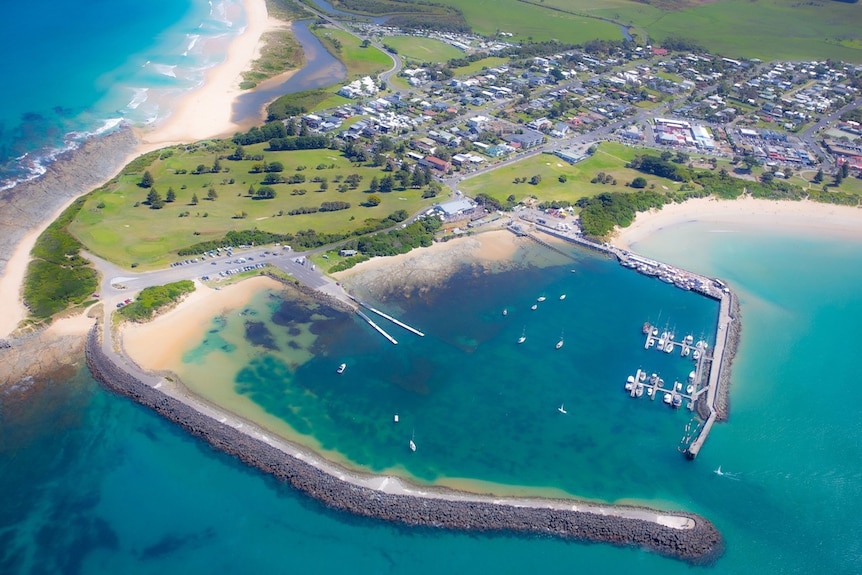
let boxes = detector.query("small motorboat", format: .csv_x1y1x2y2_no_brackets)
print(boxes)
337,363,346,374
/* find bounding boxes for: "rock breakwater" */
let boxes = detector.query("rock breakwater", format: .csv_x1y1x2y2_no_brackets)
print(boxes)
85,326,723,564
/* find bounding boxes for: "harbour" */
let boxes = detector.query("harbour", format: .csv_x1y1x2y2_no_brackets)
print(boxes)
505,219,736,459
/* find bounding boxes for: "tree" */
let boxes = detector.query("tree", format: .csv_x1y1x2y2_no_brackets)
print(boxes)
139,170,154,188
558,175,567,183
372,152,385,167
165,187,176,203
813,168,824,183
366,194,382,206
379,175,394,193
207,188,218,201
841,162,850,179
369,176,380,193
248,184,256,196
361,38,371,48
191,193,199,205
319,181,329,191
147,188,164,209
256,186,277,199
411,168,426,188
631,177,648,189
529,174,542,185
212,158,222,173
229,145,245,160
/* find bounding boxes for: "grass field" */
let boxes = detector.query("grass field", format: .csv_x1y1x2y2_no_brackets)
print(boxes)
313,26,392,79
437,0,622,44
459,142,686,203
383,36,464,64
70,144,438,269
451,56,511,77
436,0,862,62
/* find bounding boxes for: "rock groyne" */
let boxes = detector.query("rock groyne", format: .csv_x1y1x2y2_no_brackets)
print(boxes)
85,327,723,564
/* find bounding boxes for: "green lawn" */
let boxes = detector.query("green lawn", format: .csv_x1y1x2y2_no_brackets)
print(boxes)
384,36,464,64
452,56,511,77
459,142,686,203
313,26,392,79
70,143,438,270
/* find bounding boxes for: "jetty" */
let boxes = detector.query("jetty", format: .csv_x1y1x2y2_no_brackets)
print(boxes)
356,301,425,337
356,310,398,345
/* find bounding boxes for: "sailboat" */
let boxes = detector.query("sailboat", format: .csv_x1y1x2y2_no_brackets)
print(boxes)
555,330,564,349
558,404,567,414
517,327,526,344
714,465,723,476
409,429,416,452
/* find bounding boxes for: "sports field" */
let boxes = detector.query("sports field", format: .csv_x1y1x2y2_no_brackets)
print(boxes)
384,36,464,63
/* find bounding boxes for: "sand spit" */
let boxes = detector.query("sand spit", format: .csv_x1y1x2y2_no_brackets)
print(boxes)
86,327,724,564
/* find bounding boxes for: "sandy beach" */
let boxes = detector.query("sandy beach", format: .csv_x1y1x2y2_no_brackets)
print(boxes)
611,196,862,251
0,0,292,339
139,0,290,146
123,276,281,371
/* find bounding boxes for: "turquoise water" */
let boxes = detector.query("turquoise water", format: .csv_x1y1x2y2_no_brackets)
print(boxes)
0,0,243,188
3,230,862,573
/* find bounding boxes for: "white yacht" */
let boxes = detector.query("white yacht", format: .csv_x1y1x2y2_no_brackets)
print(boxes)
409,430,416,452
337,363,346,374
559,294,566,301
537,296,546,302
518,327,526,344
558,404,567,414
531,304,538,311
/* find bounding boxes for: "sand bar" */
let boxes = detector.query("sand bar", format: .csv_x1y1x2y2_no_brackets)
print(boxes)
123,276,281,371
612,196,862,251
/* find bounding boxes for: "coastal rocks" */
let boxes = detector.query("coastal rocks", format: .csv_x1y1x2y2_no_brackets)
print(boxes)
0,329,86,386
715,295,742,422
0,127,139,279
85,327,724,565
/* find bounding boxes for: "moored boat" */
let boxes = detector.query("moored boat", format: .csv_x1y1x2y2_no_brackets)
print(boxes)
337,363,346,374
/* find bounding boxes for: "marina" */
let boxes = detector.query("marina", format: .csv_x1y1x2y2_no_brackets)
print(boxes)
507,221,735,459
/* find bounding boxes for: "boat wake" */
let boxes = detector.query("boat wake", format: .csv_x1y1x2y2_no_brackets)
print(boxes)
714,465,741,480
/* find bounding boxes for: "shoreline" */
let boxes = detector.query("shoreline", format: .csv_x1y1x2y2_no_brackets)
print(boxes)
0,0,294,339
86,324,724,564
138,0,289,146
610,196,862,252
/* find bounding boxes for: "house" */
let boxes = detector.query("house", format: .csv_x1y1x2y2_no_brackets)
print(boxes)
550,122,570,138
339,249,358,257
503,129,544,149
420,155,451,172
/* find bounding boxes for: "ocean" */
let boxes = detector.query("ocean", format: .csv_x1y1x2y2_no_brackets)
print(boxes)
0,0,244,189
4,227,862,574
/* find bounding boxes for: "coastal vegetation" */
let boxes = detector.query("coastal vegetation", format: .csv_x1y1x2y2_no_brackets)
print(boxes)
240,29,305,89
117,280,195,322
23,197,98,320
69,143,440,269
324,0,471,33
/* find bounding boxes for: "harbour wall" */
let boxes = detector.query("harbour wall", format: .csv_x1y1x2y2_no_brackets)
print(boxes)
85,326,723,564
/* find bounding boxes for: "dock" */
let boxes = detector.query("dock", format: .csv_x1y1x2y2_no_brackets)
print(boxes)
359,302,425,337
356,310,398,345
684,290,733,459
